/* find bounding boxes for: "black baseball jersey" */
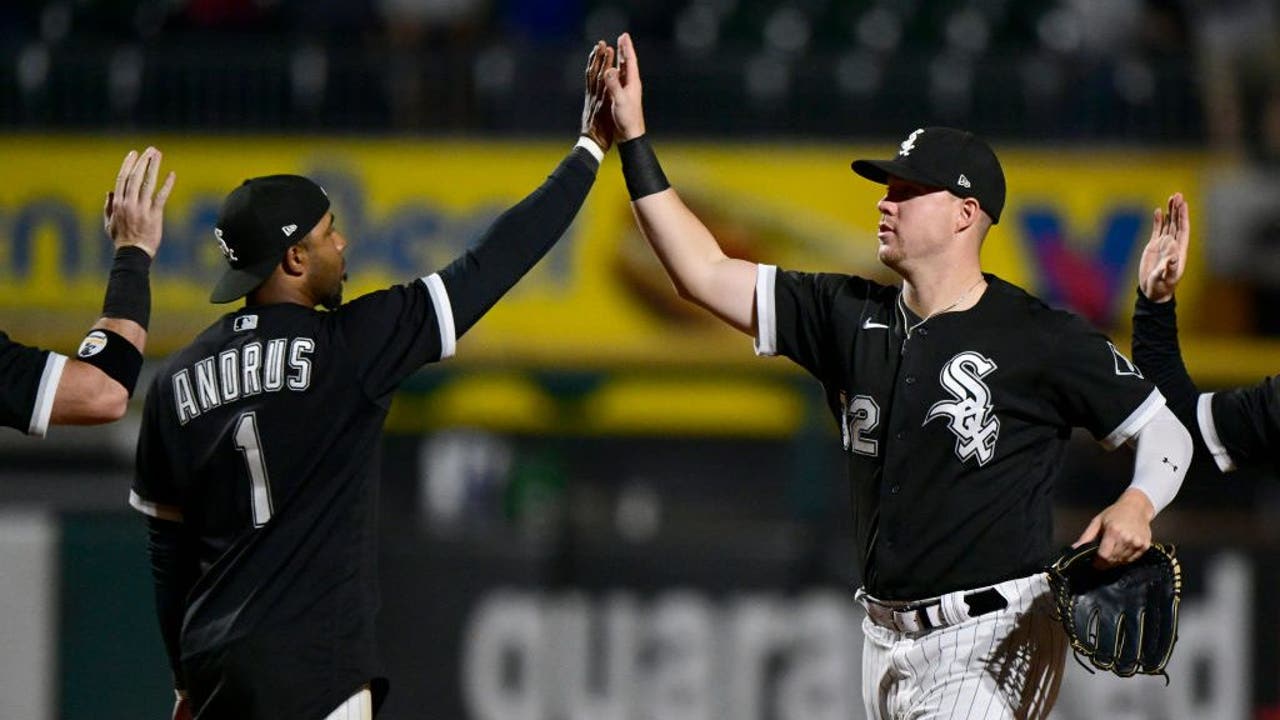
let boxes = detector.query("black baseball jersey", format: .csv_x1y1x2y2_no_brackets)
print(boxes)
756,268,1164,600
133,146,599,719
133,284,447,718
1132,291,1280,473
0,330,67,437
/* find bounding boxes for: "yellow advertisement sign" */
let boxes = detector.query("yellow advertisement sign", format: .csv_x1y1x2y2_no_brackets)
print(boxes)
0,137,1264,383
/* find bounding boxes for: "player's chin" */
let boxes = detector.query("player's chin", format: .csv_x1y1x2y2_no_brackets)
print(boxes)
320,285,344,310
877,245,903,269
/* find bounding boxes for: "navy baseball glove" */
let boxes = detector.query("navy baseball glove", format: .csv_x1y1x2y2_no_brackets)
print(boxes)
1047,541,1182,679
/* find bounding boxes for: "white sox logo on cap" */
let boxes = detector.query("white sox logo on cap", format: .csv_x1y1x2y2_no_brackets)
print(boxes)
214,228,238,262
899,128,924,157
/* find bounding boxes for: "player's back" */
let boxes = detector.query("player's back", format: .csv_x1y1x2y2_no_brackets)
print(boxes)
145,303,376,565
132,285,449,717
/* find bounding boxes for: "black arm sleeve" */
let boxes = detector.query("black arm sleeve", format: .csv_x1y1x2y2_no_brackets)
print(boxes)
146,515,199,691
438,146,599,337
1131,290,1199,432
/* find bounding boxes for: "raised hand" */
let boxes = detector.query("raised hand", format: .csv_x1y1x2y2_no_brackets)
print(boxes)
1138,192,1189,303
581,41,616,153
105,147,176,259
603,32,646,141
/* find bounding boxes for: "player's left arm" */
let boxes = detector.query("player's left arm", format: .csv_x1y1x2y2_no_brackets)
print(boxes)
336,43,614,400
438,40,615,338
1073,403,1191,565
1046,313,1191,565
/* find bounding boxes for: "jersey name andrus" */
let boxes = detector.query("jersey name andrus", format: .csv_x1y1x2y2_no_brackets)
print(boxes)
172,336,314,424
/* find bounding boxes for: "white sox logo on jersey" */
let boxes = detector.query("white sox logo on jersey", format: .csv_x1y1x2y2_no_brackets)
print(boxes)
924,351,1001,466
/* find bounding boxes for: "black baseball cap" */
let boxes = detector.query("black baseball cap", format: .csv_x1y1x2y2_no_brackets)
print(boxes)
210,175,331,303
852,127,1006,224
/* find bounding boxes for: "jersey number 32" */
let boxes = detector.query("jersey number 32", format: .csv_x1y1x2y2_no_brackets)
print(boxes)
842,395,880,457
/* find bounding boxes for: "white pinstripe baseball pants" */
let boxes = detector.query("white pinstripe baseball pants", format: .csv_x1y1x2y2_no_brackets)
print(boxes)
859,574,1067,720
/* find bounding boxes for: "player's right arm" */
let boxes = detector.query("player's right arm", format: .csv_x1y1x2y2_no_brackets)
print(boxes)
1132,192,1280,471
603,32,758,334
0,148,174,435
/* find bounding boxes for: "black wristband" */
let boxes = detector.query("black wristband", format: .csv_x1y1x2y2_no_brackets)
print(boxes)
76,329,144,396
1134,286,1176,317
619,135,671,201
102,246,152,329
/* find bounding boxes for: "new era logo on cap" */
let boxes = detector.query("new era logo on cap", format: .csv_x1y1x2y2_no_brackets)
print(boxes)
852,127,1007,224
282,224,298,237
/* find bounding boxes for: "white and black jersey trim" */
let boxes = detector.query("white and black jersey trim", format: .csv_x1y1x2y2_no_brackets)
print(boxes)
1101,387,1166,450
574,136,605,163
1197,392,1236,472
421,273,457,360
753,264,778,356
128,489,184,522
28,352,67,437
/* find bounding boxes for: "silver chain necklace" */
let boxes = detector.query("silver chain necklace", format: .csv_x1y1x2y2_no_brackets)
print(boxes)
898,276,986,339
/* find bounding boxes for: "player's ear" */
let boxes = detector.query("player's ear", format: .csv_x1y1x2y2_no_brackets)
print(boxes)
956,197,981,234
281,242,307,277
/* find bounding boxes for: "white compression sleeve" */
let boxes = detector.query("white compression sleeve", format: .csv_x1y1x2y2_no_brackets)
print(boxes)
1127,404,1193,515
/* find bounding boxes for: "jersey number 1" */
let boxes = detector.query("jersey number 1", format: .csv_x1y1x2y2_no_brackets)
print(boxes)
234,412,274,527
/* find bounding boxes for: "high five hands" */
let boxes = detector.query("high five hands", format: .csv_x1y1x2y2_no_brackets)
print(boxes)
581,41,616,153
1138,192,1189,303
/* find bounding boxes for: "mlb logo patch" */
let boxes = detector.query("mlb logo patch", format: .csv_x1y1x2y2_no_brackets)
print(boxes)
234,315,259,332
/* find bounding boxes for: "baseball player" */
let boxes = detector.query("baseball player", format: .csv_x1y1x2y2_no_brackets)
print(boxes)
1,147,173,436
1133,191,1278,471
603,33,1194,719
131,43,615,720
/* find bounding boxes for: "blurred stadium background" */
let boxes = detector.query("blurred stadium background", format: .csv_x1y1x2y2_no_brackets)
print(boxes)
1,0,1278,718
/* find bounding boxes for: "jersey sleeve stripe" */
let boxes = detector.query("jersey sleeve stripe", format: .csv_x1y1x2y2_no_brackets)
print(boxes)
128,489,184,522
1100,387,1166,450
421,273,457,360
573,136,605,163
753,264,778,357
1197,392,1237,472
27,352,67,438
